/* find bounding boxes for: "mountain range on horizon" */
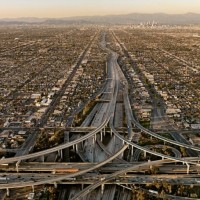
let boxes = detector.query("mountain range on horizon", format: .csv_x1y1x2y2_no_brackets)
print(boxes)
0,13,200,25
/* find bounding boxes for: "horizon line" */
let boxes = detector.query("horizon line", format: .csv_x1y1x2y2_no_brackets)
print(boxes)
1,12,200,20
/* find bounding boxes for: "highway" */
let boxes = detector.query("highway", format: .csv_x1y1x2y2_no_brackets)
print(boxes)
112,112,200,166
1,159,199,173
76,34,122,163
131,99,200,157
170,132,199,157
132,145,182,161
70,159,178,200
0,145,128,189
1,31,200,199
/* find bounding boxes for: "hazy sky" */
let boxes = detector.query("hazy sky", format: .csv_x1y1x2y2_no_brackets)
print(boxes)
0,0,199,18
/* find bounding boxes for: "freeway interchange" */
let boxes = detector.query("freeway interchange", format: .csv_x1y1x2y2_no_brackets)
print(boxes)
0,30,200,200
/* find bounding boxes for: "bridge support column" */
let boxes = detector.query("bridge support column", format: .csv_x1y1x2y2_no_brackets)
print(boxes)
6,188,9,196
61,149,63,160
32,185,34,193
58,150,63,160
58,150,60,158
162,157,164,160
103,130,105,136
110,130,112,137
94,134,97,142
149,162,153,171
100,131,103,142
113,135,115,143
16,160,21,173
81,184,84,190
92,137,95,145
54,182,57,188
131,146,134,157
101,184,105,194
73,145,75,152
144,151,147,158
186,163,190,174
41,155,45,162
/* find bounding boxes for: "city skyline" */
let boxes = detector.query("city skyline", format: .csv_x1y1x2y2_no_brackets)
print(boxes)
0,0,200,18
